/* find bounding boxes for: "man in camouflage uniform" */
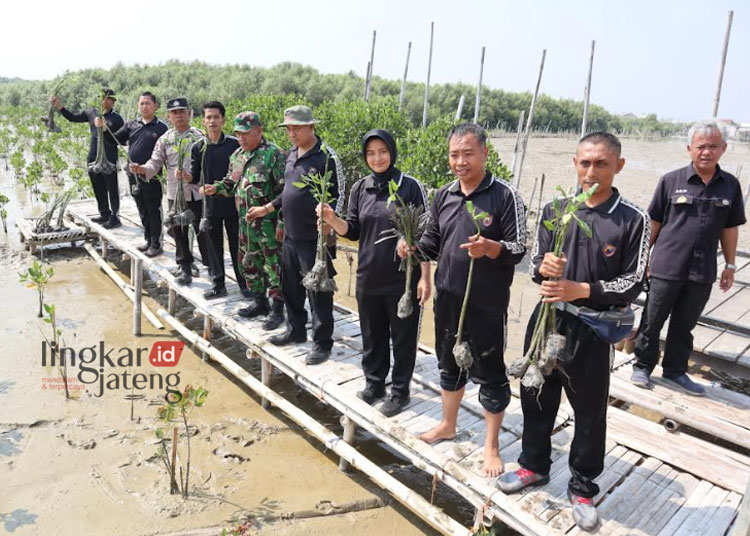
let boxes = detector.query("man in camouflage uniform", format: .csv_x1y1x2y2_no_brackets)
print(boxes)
203,111,286,330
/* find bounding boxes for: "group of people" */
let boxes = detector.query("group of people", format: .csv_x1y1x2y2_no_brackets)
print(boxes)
52,90,745,532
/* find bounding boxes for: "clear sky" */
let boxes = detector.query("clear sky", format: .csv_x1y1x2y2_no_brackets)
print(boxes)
2,0,747,122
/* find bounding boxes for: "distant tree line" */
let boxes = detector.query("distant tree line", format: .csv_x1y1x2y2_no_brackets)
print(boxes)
0,60,686,136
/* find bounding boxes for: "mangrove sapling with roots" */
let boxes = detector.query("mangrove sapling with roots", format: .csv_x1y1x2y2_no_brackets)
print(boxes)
34,188,75,233
87,91,117,175
165,134,200,229
198,142,209,234
156,385,208,498
42,73,72,133
0,193,9,232
41,303,70,399
507,184,598,391
452,201,490,373
19,260,54,318
295,157,337,293
376,179,429,319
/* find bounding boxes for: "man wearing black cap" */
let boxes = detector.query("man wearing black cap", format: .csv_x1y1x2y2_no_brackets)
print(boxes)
131,97,208,285
246,105,344,364
52,89,124,228
103,91,168,256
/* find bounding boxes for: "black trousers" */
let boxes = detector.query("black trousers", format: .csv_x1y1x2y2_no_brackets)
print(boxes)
90,170,120,219
205,213,246,290
128,172,162,247
634,277,712,377
356,292,420,399
519,305,610,499
167,199,211,268
434,290,511,414
281,238,335,350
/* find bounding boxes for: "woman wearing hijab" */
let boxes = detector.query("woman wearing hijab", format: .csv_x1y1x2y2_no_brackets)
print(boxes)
318,129,431,417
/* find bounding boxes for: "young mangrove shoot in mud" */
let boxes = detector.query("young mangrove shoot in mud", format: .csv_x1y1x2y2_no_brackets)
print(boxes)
19,260,54,318
156,385,208,498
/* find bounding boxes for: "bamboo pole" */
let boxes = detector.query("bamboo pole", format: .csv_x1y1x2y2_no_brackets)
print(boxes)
82,243,163,329
168,288,176,316
339,415,356,472
365,30,377,102
509,109,525,180
133,257,143,336
513,49,546,189
536,173,546,224
422,22,434,128
455,94,466,121
153,308,472,536
473,46,485,124
202,315,213,362
399,41,412,111
712,10,734,118
580,40,595,139
101,237,108,259
260,357,273,409
363,61,371,100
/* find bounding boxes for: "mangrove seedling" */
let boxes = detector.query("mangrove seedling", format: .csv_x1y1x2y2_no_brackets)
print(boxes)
156,385,208,498
42,303,69,399
87,90,117,175
34,188,75,234
294,155,337,293
19,260,54,318
376,179,429,318
198,141,209,234
0,193,9,233
507,185,598,391
41,73,71,133
164,134,200,229
452,201,489,372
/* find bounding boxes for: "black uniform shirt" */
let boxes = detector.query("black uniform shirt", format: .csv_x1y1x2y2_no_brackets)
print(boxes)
113,117,168,164
418,172,527,310
271,136,344,241
344,171,428,295
531,188,650,310
190,133,241,218
59,107,124,164
648,164,746,284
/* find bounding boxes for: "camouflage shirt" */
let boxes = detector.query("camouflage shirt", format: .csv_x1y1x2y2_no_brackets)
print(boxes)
214,138,286,210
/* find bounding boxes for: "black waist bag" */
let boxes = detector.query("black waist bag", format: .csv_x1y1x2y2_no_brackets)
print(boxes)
556,302,635,344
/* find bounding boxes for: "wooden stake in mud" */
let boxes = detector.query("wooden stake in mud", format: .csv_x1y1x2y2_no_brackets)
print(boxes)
170,427,179,494
339,415,356,472
712,10,734,118
101,237,108,259
509,109,525,180
422,22,434,128
168,288,176,316
513,49,546,189
260,357,273,409
473,46,486,124
455,94,466,121
132,257,142,336
202,315,213,362
399,41,412,111
580,40,596,138
365,30,377,102
364,61,371,100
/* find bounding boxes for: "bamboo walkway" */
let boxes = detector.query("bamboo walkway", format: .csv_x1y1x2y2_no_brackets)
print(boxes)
63,198,749,536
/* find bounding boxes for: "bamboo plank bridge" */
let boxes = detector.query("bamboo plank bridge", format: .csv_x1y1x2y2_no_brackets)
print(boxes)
58,198,749,536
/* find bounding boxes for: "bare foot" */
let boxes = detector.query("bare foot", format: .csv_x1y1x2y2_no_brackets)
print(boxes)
481,448,504,477
418,421,456,445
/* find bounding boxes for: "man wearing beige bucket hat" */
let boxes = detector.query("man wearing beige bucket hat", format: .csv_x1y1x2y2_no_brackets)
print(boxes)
246,105,345,365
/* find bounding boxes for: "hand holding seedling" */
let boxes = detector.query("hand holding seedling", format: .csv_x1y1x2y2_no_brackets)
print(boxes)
539,252,566,278
201,184,216,196
49,96,62,110
460,233,501,259
245,205,269,220
94,116,104,128
396,238,414,259
540,279,590,303
176,169,192,182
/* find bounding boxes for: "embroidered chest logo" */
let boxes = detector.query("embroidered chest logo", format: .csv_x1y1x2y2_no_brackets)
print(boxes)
675,195,688,204
482,215,493,227
602,244,617,257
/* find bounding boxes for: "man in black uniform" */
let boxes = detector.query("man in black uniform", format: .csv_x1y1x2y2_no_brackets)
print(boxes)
632,120,746,395
246,105,344,365
497,132,650,532
189,101,248,300
399,123,526,477
107,91,168,256
52,88,124,228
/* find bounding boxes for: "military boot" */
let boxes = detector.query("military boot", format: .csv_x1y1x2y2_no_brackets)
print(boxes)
262,299,285,331
238,293,270,319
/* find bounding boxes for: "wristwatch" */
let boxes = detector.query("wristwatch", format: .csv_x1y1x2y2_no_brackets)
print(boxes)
725,263,737,271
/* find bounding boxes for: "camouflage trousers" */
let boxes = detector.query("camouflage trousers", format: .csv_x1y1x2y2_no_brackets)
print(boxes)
239,217,281,299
